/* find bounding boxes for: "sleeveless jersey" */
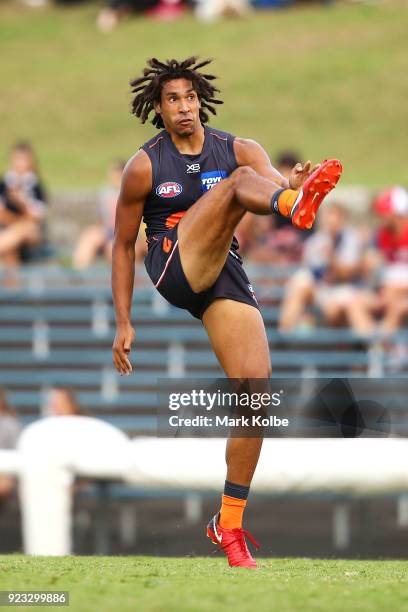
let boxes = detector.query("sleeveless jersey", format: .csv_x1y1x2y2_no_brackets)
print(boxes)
141,126,238,247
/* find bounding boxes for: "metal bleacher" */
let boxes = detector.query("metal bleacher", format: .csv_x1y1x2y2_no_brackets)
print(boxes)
0,262,402,436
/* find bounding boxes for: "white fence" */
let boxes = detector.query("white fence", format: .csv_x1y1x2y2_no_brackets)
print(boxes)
2,416,408,555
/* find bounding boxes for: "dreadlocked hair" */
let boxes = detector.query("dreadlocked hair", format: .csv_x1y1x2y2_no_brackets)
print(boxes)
130,57,223,129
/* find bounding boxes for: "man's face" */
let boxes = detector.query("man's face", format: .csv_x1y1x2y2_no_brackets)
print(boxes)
155,78,201,137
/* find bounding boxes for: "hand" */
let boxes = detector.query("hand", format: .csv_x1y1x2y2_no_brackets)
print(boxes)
288,160,320,190
112,322,135,375
7,188,28,209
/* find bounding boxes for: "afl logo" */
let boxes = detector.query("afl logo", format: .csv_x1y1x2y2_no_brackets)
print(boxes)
156,182,182,198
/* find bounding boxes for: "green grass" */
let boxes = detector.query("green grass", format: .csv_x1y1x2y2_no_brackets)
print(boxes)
0,1,407,187
1,555,408,611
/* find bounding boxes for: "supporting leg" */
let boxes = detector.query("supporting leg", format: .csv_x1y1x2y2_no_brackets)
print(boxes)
202,299,271,493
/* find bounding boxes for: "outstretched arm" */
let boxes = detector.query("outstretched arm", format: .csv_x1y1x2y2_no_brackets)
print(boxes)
112,149,152,375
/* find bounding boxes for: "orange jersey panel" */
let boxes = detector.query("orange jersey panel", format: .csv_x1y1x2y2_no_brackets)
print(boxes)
165,210,186,229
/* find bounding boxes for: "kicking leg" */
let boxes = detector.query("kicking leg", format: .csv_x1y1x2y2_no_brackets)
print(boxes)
178,160,342,293
178,166,281,292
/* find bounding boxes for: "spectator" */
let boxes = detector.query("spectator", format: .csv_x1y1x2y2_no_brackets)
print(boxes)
97,0,185,32
0,142,47,276
40,388,93,499
195,0,250,21
246,215,303,265
275,150,303,180
73,160,147,269
235,150,304,256
41,387,85,417
0,388,21,505
337,188,408,341
373,187,408,334
279,203,374,335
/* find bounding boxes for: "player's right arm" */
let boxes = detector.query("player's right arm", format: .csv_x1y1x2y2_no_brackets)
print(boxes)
112,149,152,375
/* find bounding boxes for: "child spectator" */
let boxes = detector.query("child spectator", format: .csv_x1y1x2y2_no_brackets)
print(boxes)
73,160,147,269
0,142,47,275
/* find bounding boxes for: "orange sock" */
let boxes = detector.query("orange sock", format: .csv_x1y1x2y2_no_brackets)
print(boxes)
277,189,299,217
219,494,247,529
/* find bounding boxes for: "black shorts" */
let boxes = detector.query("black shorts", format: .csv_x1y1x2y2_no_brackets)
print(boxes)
144,226,259,319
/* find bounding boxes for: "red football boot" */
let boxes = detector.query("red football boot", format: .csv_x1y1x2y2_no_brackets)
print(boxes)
207,513,260,569
291,159,343,230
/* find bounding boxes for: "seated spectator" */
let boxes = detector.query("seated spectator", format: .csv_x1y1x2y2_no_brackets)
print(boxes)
235,150,304,257
97,0,184,32
275,150,303,182
40,387,92,497
0,142,47,276
195,0,250,21
0,388,22,507
372,187,408,334
246,215,303,265
279,203,374,335
72,160,147,269
41,387,85,417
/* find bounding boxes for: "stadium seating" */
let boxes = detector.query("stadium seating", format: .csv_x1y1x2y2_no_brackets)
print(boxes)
1,263,406,436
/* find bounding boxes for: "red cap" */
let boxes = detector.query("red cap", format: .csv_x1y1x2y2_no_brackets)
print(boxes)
374,187,408,216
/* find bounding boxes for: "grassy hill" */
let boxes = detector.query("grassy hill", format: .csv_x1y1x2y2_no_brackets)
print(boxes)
1,0,407,187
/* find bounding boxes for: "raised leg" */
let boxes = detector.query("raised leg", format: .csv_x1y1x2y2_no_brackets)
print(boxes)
178,166,282,293
178,160,342,293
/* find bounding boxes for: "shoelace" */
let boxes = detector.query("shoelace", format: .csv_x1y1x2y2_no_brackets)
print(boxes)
233,528,260,552
214,528,260,557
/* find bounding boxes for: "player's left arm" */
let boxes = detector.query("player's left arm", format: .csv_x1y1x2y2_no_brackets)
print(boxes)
233,138,318,190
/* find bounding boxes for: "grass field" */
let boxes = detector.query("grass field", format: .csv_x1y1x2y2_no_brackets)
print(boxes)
1,555,408,611
1,1,407,188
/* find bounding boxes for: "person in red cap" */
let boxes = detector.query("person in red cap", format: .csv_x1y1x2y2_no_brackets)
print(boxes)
313,187,408,339
374,187,408,334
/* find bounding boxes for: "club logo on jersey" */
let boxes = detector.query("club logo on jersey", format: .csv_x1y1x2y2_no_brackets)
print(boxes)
156,182,183,198
186,163,200,174
201,170,227,192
